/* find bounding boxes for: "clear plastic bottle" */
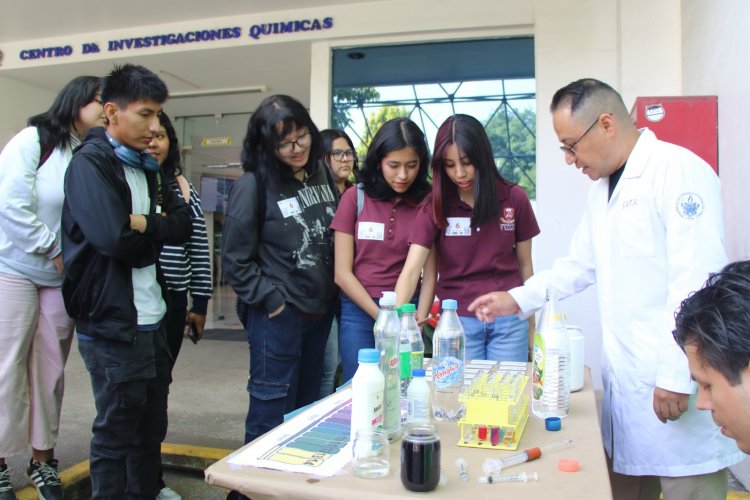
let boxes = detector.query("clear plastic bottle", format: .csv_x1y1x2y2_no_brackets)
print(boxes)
350,348,385,442
531,289,571,419
407,368,431,423
399,303,424,398
374,291,402,441
431,299,465,422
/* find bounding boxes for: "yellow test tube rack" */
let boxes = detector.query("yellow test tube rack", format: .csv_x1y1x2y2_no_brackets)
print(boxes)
457,370,530,450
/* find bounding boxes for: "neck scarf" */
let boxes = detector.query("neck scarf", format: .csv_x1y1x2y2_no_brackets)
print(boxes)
106,133,159,172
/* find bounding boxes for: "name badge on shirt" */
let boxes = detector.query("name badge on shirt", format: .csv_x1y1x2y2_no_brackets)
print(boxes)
358,222,385,241
445,217,472,236
277,198,302,218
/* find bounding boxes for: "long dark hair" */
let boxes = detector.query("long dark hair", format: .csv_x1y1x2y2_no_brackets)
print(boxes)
241,95,322,188
27,75,102,151
357,118,431,202
320,128,358,171
156,112,182,180
431,114,508,229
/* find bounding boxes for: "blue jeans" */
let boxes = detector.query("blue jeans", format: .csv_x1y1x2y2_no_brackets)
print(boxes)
244,304,333,444
319,316,339,398
338,296,377,382
77,326,171,500
460,314,529,362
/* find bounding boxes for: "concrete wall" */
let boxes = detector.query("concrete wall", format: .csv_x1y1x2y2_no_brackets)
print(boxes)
0,76,55,146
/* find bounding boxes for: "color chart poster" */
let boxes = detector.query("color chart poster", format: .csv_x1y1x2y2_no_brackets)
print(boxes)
228,387,353,477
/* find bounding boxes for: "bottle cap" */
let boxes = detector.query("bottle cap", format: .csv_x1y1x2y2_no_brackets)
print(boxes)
545,417,562,431
441,299,458,310
558,458,580,472
412,368,425,377
401,303,416,313
380,291,396,306
358,348,380,364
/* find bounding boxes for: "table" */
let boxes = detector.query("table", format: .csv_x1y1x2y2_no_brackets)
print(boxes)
205,368,613,499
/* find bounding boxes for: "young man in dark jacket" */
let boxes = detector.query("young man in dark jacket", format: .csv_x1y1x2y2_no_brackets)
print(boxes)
61,64,191,499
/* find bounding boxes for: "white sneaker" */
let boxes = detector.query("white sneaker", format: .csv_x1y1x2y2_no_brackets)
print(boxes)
157,486,182,500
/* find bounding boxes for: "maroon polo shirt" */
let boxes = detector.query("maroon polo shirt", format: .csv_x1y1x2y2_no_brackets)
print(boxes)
331,188,422,298
409,179,540,316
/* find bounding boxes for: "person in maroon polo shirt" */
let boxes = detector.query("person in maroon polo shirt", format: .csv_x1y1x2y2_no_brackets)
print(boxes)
395,114,540,362
331,118,436,381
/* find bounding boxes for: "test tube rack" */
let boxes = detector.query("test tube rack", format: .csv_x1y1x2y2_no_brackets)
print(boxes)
456,369,530,450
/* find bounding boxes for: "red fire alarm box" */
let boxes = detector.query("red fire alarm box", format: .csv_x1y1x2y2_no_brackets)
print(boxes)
630,96,718,174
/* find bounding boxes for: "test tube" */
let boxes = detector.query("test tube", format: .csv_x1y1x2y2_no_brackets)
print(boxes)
477,425,488,442
490,426,500,446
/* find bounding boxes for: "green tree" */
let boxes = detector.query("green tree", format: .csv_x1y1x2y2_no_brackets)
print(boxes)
355,105,410,158
485,106,536,199
331,87,380,130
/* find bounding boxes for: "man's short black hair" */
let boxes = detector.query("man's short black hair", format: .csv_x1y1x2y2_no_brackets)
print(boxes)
102,64,168,107
674,260,750,385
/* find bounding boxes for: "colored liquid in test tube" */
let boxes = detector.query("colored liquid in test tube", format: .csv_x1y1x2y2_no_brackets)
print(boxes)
477,425,488,441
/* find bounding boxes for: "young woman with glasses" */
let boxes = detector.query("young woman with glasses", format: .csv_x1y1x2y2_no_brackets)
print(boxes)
320,128,357,195
222,95,339,444
330,118,436,381
395,114,540,362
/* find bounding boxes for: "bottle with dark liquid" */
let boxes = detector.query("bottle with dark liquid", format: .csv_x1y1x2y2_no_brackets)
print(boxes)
400,422,441,492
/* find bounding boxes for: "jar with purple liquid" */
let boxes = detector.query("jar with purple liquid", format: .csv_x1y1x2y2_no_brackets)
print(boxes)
400,422,441,492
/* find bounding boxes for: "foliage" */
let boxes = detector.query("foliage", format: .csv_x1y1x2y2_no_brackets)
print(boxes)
331,87,380,130
355,105,410,158
485,106,536,199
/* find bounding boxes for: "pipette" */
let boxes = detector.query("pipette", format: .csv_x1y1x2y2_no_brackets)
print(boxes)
455,458,469,482
482,439,574,473
479,471,538,484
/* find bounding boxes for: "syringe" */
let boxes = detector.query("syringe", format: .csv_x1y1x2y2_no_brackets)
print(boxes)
478,471,538,484
482,439,574,473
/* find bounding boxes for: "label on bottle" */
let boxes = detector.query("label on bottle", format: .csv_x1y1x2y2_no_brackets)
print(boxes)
532,331,545,401
410,351,424,372
433,357,462,388
400,351,412,378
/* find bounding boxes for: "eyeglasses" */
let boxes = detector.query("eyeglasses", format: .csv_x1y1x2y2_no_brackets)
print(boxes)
331,149,355,162
559,116,600,157
277,132,312,156
93,98,103,105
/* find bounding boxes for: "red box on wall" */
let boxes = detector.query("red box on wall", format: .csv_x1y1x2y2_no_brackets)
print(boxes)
630,96,718,174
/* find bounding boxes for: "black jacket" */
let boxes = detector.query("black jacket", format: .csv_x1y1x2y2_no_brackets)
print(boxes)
222,163,338,315
61,126,192,342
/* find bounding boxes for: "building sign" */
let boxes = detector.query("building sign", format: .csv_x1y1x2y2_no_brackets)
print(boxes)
11,17,334,63
201,136,232,147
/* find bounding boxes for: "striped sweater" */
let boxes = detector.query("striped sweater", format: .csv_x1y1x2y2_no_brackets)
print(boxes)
159,179,212,314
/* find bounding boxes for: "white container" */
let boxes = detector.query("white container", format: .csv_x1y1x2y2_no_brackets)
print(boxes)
350,348,385,442
567,325,585,392
406,368,430,423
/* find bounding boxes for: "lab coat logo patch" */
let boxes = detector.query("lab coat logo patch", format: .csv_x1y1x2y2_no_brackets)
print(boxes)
676,192,704,220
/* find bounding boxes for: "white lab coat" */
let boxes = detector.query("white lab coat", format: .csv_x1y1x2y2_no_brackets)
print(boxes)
511,129,743,476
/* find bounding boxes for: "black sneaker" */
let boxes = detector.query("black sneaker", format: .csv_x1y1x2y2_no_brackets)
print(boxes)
0,464,17,500
26,459,63,500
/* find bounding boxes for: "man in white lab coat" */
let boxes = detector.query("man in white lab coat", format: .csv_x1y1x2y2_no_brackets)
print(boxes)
468,78,743,500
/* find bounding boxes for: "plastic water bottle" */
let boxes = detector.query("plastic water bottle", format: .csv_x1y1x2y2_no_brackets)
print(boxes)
407,369,431,423
531,289,571,419
399,303,424,399
350,348,385,442
431,299,465,422
374,291,402,441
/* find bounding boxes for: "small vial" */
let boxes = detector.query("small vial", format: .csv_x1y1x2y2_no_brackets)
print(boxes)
490,427,500,446
477,425,488,441
462,424,475,444
455,458,469,482
503,428,515,446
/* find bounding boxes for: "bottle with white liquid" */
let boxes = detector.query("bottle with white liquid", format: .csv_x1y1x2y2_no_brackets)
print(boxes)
350,348,385,442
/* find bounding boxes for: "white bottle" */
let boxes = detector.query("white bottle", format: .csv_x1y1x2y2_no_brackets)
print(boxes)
350,348,385,442
431,299,466,422
399,303,424,399
531,289,571,419
374,291,401,441
406,368,430,423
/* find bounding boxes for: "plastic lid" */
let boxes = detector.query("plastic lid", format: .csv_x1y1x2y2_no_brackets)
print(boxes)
441,299,458,310
380,291,396,307
358,348,380,364
401,303,416,313
545,417,562,431
412,368,425,377
558,458,581,472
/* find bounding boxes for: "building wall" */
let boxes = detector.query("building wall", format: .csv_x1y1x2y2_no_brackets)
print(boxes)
0,77,55,146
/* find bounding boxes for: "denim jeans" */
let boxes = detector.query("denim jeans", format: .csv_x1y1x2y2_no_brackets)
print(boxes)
319,316,339,398
244,304,333,444
338,295,377,382
77,326,171,500
460,314,529,362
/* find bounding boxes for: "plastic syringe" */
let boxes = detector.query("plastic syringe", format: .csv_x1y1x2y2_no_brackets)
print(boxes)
482,439,574,473
479,471,538,484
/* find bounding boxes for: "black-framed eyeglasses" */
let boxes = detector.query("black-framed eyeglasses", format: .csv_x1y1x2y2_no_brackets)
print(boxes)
331,149,355,162
559,117,600,157
277,132,312,156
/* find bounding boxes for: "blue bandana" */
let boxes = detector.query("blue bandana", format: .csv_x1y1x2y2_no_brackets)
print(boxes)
106,134,160,172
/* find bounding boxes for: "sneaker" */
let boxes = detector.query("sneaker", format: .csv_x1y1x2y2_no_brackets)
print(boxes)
156,485,182,500
26,459,63,500
0,464,18,500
